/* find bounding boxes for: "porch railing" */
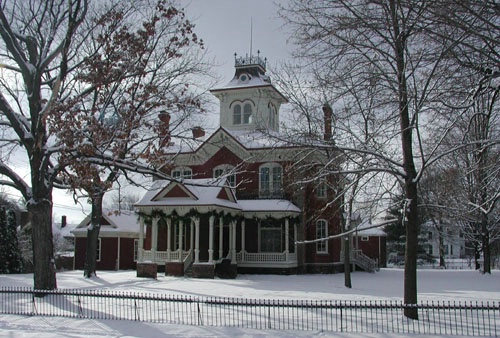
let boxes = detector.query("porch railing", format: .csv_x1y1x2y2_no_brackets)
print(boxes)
140,249,191,264
236,251,297,264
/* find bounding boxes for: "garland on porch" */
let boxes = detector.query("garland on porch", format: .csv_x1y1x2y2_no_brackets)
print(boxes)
136,208,244,226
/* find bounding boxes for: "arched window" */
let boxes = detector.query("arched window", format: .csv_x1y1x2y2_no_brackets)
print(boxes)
259,163,282,198
243,103,252,124
233,104,242,125
316,219,328,253
232,101,253,125
171,167,192,179
213,164,236,187
268,103,277,129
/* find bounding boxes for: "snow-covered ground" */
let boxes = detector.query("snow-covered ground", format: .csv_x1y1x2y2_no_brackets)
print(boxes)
1,268,498,337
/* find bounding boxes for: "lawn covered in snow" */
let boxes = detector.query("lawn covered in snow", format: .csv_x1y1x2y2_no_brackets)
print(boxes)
0,268,498,337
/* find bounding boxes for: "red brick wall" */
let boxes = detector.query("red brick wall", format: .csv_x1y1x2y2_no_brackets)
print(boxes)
75,237,137,270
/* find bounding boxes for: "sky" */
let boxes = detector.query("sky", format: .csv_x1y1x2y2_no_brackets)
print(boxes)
43,0,294,225
1,268,498,337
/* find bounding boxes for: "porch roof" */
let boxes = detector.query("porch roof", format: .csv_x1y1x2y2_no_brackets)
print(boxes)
135,179,301,219
239,199,301,219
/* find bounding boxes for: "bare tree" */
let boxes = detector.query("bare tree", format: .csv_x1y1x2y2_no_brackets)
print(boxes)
0,0,89,290
279,0,498,319
49,1,209,278
0,0,210,288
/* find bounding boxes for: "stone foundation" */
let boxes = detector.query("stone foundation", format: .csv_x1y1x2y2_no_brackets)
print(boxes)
136,262,157,279
192,263,215,279
165,262,184,276
215,259,237,279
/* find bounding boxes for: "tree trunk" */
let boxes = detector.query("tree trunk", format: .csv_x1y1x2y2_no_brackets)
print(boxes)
438,227,446,269
29,200,57,290
344,234,352,288
481,217,491,274
83,193,104,278
389,0,419,320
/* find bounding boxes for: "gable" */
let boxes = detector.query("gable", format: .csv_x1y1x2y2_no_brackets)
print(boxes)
151,182,197,201
171,128,250,166
216,186,237,203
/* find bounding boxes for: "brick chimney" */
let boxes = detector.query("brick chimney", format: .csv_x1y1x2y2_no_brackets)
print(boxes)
191,126,205,139
61,215,67,228
322,103,333,141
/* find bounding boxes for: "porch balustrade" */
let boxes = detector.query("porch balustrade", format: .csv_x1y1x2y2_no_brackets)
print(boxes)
236,251,297,265
140,249,191,264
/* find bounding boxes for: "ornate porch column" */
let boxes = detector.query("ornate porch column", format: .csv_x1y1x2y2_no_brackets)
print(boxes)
178,219,184,253
285,218,290,261
240,220,245,262
152,217,159,262
219,217,223,259
231,221,237,264
138,217,144,262
208,215,215,263
194,217,200,263
166,217,171,259
294,221,298,256
191,218,195,260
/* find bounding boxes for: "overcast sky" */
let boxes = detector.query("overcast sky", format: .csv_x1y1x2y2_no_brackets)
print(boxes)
50,0,293,224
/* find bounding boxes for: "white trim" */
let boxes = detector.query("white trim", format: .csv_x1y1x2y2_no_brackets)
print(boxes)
316,219,328,254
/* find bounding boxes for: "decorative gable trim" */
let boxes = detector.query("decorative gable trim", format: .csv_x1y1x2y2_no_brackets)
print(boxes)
151,182,198,201
216,186,237,203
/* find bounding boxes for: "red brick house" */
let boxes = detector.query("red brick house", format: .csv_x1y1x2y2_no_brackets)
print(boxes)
352,219,387,269
135,54,377,278
72,211,139,271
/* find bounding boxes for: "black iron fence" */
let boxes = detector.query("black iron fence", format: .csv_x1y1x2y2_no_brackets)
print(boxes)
1,287,498,336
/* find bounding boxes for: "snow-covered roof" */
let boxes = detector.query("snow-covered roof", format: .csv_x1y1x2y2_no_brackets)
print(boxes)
52,221,78,239
354,220,387,237
224,128,292,149
135,178,301,219
71,210,139,238
211,74,273,91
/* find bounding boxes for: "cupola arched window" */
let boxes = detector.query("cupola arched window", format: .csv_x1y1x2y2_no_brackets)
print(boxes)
233,104,242,125
232,101,253,125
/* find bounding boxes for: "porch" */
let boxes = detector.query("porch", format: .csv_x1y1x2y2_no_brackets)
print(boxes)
137,214,299,277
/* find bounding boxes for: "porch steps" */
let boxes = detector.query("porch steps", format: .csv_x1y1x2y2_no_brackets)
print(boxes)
341,250,379,273
352,251,378,273
184,262,193,277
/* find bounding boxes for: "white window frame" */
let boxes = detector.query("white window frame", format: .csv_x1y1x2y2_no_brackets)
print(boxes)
316,182,327,198
233,104,242,125
258,221,282,253
361,236,369,242
243,103,252,124
172,167,192,179
316,219,328,254
213,164,236,187
133,239,139,262
259,163,282,198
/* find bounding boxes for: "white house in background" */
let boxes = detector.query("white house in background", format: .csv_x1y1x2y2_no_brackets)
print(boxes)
72,210,139,270
422,221,466,259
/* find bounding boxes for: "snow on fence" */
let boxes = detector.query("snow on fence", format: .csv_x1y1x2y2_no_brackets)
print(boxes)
0,287,498,336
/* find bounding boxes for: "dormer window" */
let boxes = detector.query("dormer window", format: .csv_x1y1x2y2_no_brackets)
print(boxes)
213,164,236,187
172,167,192,179
232,101,253,125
